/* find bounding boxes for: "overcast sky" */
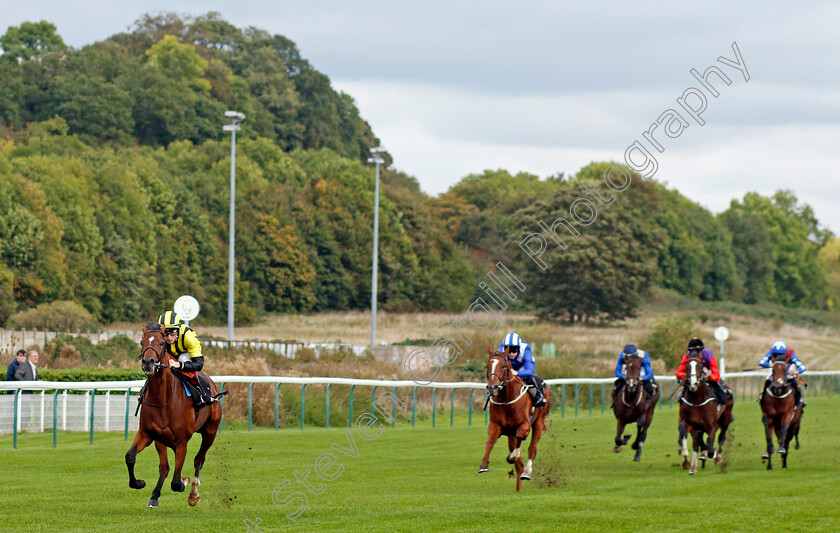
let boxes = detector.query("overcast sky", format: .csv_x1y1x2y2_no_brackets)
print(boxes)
6,1,840,231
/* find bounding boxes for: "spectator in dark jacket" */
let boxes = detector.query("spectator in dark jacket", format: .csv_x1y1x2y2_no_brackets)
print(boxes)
5,350,26,381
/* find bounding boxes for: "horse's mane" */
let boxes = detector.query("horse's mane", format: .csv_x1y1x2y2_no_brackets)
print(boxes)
145,320,162,332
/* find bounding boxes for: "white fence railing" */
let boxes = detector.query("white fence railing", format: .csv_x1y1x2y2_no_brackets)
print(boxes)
1,371,838,448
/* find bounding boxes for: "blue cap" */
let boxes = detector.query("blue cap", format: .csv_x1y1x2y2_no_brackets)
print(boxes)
772,341,786,354
623,344,638,356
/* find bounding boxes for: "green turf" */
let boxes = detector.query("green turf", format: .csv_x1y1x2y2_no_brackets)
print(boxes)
1,396,838,532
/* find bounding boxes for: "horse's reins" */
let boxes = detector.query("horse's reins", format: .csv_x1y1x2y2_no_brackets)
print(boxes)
765,360,795,399
679,357,717,407
484,355,523,410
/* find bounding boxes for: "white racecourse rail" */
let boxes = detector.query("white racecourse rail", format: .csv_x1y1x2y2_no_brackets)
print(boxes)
1,372,838,444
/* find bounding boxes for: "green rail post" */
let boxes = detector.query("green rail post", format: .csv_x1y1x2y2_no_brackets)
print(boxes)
469,389,474,425
54,389,61,448
432,388,437,428
300,384,306,430
275,384,282,430
371,386,378,416
325,384,331,429
412,387,417,427
248,383,255,431
588,383,593,416
90,389,97,445
450,389,455,427
669,381,674,409
574,383,579,417
392,387,397,428
13,389,20,449
218,383,225,433
124,388,131,441
601,383,605,414
561,384,566,418
349,385,356,427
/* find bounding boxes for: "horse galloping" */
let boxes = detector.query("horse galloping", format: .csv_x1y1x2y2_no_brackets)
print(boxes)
125,323,223,508
760,355,802,469
478,350,551,492
678,352,733,474
612,356,659,462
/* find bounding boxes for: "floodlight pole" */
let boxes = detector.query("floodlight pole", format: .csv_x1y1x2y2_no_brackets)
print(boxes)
367,148,385,346
223,111,245,343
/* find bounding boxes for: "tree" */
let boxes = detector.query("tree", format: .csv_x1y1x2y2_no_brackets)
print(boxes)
0,21,67,62
514,179,662,322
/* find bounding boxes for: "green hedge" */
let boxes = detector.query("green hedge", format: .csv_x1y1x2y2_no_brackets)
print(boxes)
39,368,145,382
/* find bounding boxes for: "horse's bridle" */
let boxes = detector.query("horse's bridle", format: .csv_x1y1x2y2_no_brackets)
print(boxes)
139,331,177,408
767,360,793,398
487,354,514,396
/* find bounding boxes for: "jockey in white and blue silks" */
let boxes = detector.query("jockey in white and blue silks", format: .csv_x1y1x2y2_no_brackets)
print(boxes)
613,344,656,403
758,341,807,407
497,332,545,407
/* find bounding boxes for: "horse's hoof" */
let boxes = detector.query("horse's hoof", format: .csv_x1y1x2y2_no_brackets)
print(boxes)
505,457,516,465
633,455,641,462
714,455,723,465
631,442,639,451
147,499,159,508
761,452,770,460
478,466,489,473
682,459,689,470
181,476,191,485
688,469,696,475
188,496,200,507
613,445,622,453
130,479,146,490
171,481,185,493
520,473,531,480
778,448,786,455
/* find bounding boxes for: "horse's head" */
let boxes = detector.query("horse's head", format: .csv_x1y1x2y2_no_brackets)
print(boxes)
685,349,705,392
624,354,642,393
486,352,512,398
770,353,789,393
140,322,169,377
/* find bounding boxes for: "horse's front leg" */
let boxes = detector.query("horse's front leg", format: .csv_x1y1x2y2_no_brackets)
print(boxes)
762,413,774,469
689,429,702,475
170,441,190,492
632,414,649,462
147,442,170,508
479,423,502,473
614,418,628,452
126,430,152,490
507,421,529,464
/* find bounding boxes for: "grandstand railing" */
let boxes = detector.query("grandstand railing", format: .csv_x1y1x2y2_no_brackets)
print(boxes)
1,371,838,449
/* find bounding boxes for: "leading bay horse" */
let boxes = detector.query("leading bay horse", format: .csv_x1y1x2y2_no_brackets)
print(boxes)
478,350,551,492
612,355,659,462
678,351,733,474
125,323,222,508
760,354,803,470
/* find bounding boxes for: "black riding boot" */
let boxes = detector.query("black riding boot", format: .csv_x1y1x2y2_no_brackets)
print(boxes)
525,377,546,407
643,380,654,406
194,376,215,408
710,381,727,405
790,379,804,408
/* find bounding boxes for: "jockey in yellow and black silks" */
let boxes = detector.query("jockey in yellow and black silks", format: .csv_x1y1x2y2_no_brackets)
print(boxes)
159,311,216,408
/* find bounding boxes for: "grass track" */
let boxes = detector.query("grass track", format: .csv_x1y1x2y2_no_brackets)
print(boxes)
1,397,838,532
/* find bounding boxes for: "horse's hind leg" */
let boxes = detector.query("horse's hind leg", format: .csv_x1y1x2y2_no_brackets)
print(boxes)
522,415,546,480
147,442,170,508
189,426,218,506
125,430,152,490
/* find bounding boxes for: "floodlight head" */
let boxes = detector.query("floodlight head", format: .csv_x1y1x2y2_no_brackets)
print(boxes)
225,111,246,121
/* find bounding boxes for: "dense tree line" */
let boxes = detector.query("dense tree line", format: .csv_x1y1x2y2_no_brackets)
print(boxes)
0,15,836,326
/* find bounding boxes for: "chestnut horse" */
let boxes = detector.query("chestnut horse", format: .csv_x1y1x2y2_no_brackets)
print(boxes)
478,350,551,492
125,323,222,508
612,356,659,462
760,355,802,470
678,352,733,474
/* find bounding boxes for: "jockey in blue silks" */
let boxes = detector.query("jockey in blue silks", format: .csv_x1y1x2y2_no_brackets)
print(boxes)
613,344,656,404
758,340,807,408
498,332,546,407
